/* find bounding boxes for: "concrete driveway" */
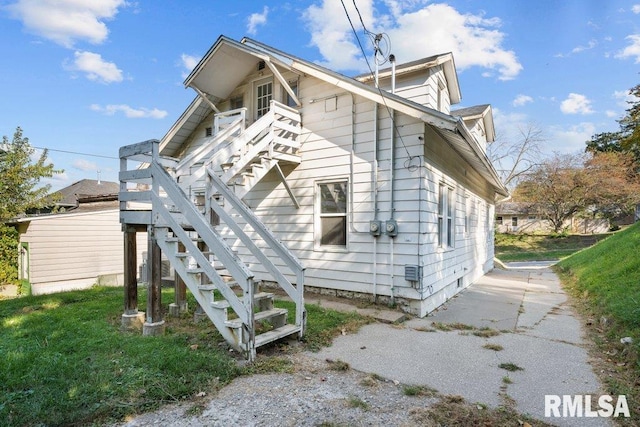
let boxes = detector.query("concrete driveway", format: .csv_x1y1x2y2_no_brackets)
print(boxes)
309,263,612,426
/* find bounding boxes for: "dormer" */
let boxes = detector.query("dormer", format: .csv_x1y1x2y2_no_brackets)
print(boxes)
354,52,461,114
451,104,495,153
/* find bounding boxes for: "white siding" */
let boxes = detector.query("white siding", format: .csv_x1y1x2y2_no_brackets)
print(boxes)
172,69,496,317
18,210,147,294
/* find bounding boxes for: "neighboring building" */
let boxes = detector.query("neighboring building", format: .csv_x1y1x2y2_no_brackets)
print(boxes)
495,201,609,234
11,180,147,295
119,35,508,355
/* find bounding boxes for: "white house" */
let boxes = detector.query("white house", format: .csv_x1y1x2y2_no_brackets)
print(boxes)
119,36,508,357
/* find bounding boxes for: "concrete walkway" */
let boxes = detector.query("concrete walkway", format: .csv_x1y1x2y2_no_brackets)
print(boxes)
309,263,611,426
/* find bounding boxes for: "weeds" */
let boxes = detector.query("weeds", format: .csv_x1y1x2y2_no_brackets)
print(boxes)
499,363,524,372
402,385,438,397
346,396,370,410
482,343,503,351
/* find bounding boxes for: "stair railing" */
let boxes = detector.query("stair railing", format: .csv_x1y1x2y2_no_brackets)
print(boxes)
206,169,306,334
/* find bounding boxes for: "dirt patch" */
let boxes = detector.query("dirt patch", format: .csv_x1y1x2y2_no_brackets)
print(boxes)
113,353,551,427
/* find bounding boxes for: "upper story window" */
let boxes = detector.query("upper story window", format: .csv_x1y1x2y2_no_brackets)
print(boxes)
317,180,348,248
437,79,446,112
256,80,273,118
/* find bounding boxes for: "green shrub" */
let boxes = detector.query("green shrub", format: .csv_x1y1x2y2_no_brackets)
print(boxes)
0,223,19,286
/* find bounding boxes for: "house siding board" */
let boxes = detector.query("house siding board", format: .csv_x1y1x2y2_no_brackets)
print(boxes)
19,210,148,293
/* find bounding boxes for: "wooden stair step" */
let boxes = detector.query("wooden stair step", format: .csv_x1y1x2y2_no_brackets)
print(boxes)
255,324,301,348
210,292,274,310
224,307,287,329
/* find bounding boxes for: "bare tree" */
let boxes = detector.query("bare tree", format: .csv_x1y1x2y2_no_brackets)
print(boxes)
488,122,544,189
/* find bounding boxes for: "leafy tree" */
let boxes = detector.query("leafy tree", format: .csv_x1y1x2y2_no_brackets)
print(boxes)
0,126,61,221
584,151,640,222
513,153,594,233
0,127,62,286
587,83,640,166
514,151,640,232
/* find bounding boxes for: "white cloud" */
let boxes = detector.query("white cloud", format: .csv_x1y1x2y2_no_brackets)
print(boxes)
632,4,640,13
560,93,594,115
90,104,168,119
73,159,98,171
180,53,201,79
571,39,597,53
302,0,369,70
67,51,123,83
605,110,618,118
548,122,596,154
512,94,533,107
6,0,126,47
615,34,640,63
303,1,522,80
613,89,640,107
247,6,269,35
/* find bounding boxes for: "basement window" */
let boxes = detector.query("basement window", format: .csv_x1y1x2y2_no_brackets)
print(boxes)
316,180,348,249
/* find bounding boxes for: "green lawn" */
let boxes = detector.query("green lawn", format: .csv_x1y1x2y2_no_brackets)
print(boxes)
495,232,612,262
0,286,366,426
555,222,640,424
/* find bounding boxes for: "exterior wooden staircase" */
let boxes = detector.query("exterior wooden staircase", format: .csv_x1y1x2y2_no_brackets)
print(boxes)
119,100,305,361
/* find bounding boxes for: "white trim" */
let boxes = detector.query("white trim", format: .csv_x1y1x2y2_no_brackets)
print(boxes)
314,178,349,252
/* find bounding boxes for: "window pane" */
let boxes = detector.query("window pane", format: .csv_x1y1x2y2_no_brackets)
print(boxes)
320,183,347,214
321,217,346,246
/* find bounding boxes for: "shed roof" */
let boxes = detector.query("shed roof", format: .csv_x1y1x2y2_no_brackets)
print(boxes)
55,179,119,206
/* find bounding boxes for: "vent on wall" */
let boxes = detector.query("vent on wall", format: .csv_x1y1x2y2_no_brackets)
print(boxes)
205,127,212,137
257,60,266,71
405,265,421,282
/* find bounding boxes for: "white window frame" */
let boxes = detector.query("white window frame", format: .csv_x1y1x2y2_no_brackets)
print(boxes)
315,179,349,251
438,182,455,249
255,79,273,119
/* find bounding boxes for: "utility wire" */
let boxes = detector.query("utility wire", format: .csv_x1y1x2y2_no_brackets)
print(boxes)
31,146,119,160
341,0,413,161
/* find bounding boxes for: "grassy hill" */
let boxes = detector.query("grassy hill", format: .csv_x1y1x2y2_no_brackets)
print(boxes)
556,222,639,422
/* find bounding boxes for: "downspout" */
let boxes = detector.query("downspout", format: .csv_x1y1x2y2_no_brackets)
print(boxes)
372,50,381,303
372,98,379,302
388,54,396,306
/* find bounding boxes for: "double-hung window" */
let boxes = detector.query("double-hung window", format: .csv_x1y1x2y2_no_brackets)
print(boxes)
317,181,348,248
438,183,455,248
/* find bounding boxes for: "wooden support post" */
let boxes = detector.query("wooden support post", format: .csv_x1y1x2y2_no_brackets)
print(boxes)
193,240,209,323
121,225,144,330
169,242,188,316
143,226,165,335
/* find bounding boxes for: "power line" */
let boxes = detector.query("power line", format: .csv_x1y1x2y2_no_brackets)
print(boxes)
31,146,118,160
340,0,412,160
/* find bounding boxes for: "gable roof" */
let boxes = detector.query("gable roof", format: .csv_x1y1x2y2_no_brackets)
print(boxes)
166,35,508,197
354,52,461,105
451,104,495,143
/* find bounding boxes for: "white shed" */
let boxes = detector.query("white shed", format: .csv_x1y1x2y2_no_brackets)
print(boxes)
14,197,147,295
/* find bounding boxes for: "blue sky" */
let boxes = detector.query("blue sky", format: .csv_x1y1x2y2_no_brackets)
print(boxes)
1,0,639,190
